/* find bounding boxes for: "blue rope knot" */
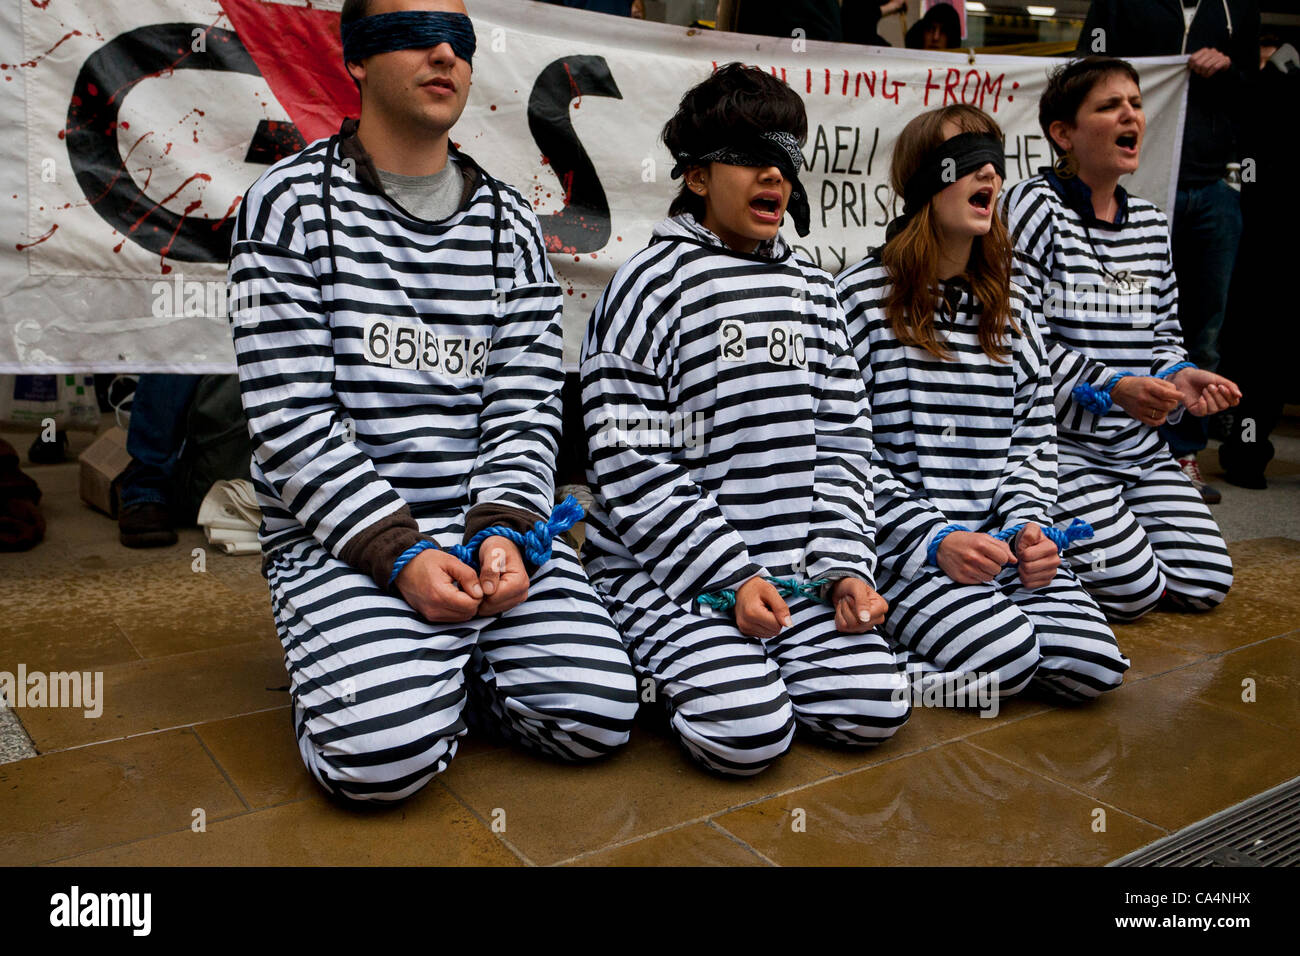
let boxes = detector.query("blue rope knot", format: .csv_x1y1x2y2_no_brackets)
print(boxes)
698,574,832,611
1071,371,1134,415
1156,361,1196,380
929,518,1094,569
386,495,584,587
994,517,1095,552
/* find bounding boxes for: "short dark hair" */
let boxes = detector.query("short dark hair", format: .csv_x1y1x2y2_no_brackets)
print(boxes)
661,62,808,220
1039,56,1141,155
340,0,373,91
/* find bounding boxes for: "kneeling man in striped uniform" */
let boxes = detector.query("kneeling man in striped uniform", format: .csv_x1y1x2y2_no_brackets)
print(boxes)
581,65,910,777
227,0,637,803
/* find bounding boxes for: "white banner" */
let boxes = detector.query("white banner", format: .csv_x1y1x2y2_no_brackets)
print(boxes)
0,0,1189,372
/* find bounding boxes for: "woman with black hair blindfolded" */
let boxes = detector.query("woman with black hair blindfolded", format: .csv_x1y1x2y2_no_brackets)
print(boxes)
580,64,911,777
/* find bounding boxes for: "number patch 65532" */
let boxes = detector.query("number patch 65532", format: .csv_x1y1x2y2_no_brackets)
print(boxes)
363,318,489,377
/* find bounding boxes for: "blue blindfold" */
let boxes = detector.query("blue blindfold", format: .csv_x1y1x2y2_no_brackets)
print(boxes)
341,11,477,68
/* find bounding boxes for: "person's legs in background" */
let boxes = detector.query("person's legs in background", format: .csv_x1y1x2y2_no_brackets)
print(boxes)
118,374,200,547
1161,180,1243,504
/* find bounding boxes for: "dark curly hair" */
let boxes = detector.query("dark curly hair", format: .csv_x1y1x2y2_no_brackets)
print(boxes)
661,63,808,220
1039,56,1141,155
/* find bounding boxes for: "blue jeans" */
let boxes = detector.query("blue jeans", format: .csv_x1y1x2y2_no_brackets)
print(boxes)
119,374,200,511
1160,181,1242,458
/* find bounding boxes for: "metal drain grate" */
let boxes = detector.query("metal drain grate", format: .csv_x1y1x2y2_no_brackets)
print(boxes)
1112,776,1300,866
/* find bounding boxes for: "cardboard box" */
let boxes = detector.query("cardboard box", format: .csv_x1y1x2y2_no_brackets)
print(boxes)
79,427,132,518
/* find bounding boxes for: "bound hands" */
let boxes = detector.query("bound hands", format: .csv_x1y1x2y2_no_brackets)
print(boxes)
395,535,529,622
734,575,887,638
936,523,1058,590
1170,367,1241,417
1111,376,1181,427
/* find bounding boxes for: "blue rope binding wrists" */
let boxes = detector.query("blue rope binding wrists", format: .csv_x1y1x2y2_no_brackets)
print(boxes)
698,574,831,611
1156,361,1196,380
1071,371,1134,415
386,494,585,588
926,523,969,567
927,518,1094,568
993,517,1095,551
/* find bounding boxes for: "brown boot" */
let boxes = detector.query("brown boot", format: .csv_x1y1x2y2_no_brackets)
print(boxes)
119,501,177,548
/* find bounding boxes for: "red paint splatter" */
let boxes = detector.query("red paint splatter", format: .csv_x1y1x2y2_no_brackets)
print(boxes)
157,197,204,273
16,223,58,251
563,62,582,109
212,194,243,231
489,104,497,111
0,29,86,74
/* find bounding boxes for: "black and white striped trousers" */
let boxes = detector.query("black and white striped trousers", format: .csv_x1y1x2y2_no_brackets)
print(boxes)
1053,451,1234,622
588,564,911,777
878,562,1129,703
265,535,639,803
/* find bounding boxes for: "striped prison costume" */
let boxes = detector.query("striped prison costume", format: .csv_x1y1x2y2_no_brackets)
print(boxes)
1001,173,1233,622
228,120,637,803
580,215,910,776
836,256,1129,702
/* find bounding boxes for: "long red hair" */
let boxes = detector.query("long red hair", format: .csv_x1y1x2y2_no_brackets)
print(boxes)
883,104,1016,361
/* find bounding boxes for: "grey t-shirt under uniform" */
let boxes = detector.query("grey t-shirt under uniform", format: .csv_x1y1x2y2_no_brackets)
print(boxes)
376,156,463,222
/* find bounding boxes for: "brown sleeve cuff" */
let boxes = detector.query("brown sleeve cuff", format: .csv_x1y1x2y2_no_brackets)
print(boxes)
340,506,428,592
463,502,545,553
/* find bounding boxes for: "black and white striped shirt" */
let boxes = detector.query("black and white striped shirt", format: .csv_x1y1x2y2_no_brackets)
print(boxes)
1000,173,1187,464
581,215,877,609
227,131,563,564
836,256,1058,581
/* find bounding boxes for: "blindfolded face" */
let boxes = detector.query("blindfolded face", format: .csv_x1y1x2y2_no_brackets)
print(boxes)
345,0,474,137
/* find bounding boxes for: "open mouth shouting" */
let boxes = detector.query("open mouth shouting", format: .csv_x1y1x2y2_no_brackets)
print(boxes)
968,185,995,215
749,191,785,224
1116,131,1139,155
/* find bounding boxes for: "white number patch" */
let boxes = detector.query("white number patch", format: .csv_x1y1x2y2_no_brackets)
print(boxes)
765,323,808,368
363,318,489,377
718,320,808,368
718,319,747,361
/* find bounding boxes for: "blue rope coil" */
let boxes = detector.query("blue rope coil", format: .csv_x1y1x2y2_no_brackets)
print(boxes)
927,518,1094,568
698,574,831,611
387,495,584,587
1071,371,1134,415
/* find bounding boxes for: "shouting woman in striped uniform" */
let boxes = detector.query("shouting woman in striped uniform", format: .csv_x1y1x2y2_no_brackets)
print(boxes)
227,0,637,804
837,104,1129,703
581,65,910,776
1000,57,1239,622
